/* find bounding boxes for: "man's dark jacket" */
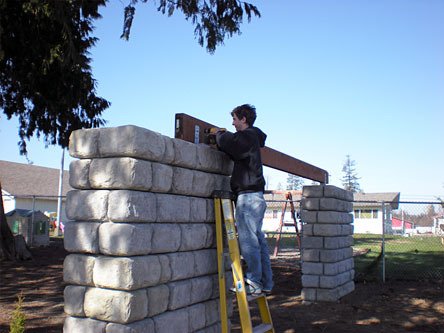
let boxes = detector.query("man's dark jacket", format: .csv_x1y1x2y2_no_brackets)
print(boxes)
216,126,267,194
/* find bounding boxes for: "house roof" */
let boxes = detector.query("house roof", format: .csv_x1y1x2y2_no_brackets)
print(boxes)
353,192,400,209
264,190,302,202
0,160,72,197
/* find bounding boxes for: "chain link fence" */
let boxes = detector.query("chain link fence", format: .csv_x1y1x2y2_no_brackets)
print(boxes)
263,196,444,281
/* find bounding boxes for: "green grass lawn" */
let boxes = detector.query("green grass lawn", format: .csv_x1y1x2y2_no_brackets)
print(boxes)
353,234,444,280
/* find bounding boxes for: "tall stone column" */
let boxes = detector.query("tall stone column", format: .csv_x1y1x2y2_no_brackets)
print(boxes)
63,125,233,333
300,185,355,302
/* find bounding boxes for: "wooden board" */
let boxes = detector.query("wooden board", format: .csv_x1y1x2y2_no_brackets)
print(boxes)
174,113,329,184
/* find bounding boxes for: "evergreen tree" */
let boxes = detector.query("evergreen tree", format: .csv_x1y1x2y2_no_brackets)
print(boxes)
341,155,361,193
286,173,304,190
0,0,261,155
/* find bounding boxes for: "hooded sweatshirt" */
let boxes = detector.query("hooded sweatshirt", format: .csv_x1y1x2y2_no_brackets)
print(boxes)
216,126,267,194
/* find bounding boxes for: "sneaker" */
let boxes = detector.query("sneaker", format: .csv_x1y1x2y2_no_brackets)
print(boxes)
245,278,262,296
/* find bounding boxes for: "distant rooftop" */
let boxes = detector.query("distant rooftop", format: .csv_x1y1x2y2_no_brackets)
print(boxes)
0,160,72,197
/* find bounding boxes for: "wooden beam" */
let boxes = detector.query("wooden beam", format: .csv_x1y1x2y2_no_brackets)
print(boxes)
174,113,329,184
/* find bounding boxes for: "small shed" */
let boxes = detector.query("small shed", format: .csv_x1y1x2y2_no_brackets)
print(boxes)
5,209,50,247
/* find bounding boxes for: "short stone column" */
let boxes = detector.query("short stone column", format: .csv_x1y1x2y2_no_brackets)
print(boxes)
300,185,355,302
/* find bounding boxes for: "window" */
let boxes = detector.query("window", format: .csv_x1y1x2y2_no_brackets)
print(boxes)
273,210,278,219
33,220,47,235
354,209,379,219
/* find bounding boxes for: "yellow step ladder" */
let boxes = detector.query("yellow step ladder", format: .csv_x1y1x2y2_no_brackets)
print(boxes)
213,190,274,333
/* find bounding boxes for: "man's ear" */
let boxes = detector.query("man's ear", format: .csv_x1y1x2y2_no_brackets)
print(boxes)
240,116,247,124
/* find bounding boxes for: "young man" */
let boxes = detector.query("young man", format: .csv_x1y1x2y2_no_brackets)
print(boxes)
216,104,273,295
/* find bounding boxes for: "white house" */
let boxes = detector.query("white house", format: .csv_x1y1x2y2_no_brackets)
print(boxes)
0,160,72,231
353,192,400,234
263,190,302,233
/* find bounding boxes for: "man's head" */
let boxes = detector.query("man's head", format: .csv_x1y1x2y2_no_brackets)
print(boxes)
231,104,257,132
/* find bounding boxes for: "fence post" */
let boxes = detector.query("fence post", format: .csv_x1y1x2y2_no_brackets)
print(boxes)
381,201,386,283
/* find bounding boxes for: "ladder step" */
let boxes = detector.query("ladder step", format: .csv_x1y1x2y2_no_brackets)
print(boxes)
253,323,273,333
247,293,266,302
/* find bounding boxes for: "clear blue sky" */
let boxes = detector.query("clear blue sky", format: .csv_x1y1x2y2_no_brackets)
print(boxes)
1,0,443,200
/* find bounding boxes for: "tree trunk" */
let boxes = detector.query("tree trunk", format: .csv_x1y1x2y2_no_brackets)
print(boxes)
1,180,32,261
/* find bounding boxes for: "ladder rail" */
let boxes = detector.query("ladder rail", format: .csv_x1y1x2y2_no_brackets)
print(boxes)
214,193,275,333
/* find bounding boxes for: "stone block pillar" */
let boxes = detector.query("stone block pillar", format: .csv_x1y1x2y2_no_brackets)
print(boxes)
63,125,234,332
300,185,355,302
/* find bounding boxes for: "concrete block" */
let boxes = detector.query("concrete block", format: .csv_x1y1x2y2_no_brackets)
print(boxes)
64,285,86,316
99,223,152,256
108,190,157,222
64,222,100,254
320,271,352,289
301,198,319,211
195,322,222,333
158,255,172,283
151,162,173,192
196,144,225,173
66,190,109,221
301,249,320,262
301,288,317,302
316,287,340,302
320,198,353,212
106,319,155,333
301,274,319,288
64,316,106,333
156,194,190,223
84,287,148,324
191,276,213,304
206,199,215,223
161,135,175,164
63,254,95,286
193,249,218,276
69,128,100,159
93,256,161,290
168,252,195,281
168,279,192,310
180,224,207,251
338,280,355,298
69,159,91,189
171,167,194,195
312,224,342,236
214,175,231,193
146,284,169,317
98,126,166,162
317,211,353,224
324,258,354,275
172,139,197,169
190,197,208,222
192,171,215,197
302,185,324,198
188,303,206,331
301,262,323,275
301,236,323,249
204,224,215,248
153,308,189,333
324,185,353,201
89,158,152,190
302,224,313,236
204,299,220,326
320,248,353,263
151,224,181,253
300,210,317,223
324,236,353,249
342,224,354,235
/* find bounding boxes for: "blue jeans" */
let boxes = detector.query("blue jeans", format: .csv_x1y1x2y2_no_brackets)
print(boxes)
235,192,273,290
